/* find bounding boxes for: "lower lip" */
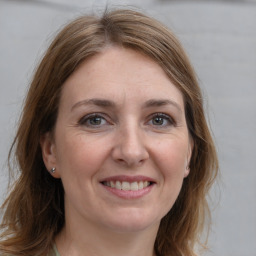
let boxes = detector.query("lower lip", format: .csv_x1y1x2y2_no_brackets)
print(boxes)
101,183,154,199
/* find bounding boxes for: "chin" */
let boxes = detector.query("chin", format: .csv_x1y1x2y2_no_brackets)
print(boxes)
103,210,161,233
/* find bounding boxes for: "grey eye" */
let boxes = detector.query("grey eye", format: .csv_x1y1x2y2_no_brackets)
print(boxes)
88,116,104,125
152,116,166,125
149,113,174,127
79,114,108,127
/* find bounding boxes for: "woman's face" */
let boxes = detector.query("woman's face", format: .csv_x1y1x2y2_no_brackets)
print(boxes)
42,47,192,234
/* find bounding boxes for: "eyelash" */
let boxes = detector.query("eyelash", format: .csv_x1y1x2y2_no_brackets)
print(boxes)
78,113,110,128
147,113,175,127
78,112,175,128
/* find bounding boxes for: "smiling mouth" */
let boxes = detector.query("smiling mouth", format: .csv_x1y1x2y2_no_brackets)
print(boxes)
101,181,154,191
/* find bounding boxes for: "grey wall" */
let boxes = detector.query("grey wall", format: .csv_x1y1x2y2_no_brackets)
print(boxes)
1,0,256,255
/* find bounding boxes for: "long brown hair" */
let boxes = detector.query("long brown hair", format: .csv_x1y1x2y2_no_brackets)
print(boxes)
0,8,218,256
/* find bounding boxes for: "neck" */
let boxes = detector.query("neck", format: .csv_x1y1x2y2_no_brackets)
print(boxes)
55,214,159,256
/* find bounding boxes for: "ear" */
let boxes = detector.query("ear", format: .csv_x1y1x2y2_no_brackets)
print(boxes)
184,137,194,178
40,132,60,178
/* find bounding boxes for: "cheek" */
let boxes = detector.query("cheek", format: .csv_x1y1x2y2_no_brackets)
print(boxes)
155,138,188,175
153,139,188,215
55,133,110,177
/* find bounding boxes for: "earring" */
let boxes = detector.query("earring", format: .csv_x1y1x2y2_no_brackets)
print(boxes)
50,167,56,173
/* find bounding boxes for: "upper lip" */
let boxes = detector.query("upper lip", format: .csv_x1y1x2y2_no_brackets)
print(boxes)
99,175,156,183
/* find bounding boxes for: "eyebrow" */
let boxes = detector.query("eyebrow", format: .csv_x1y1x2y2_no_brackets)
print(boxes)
71,98,182,112
71,98,115,111
142,99,182,113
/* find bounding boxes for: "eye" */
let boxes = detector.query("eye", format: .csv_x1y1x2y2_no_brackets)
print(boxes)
148,113,175,127
78,113,109,127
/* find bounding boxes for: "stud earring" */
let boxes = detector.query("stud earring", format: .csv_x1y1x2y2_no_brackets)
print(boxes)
50,167,56,173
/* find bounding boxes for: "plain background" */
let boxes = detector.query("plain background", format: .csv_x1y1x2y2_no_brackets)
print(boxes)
0,0,256,255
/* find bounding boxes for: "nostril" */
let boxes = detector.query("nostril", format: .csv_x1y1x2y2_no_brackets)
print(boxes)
116,158,126,163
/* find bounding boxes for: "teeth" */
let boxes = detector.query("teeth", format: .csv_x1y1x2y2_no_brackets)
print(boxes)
144,181,150,187
103,181,151,191
110,181,115,188
116,181,122,190
130,182,138,191
138,181,144,190
122,181,130,191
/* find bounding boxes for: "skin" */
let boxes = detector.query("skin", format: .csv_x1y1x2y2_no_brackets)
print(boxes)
41,46,193,256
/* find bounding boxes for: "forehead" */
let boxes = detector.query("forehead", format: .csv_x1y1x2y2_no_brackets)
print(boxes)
60,46,184,109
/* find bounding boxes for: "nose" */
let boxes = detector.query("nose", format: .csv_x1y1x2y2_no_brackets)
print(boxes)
111,124,149,167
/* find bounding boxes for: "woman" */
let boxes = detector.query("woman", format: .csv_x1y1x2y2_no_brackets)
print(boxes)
0,8,218,256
